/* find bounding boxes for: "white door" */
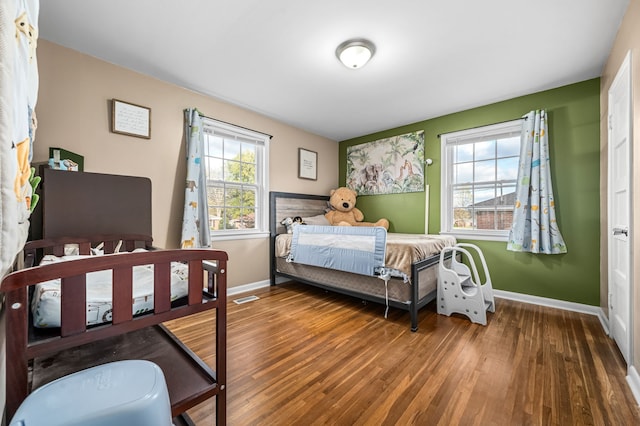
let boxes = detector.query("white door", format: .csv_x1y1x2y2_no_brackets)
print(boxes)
608,51,632,365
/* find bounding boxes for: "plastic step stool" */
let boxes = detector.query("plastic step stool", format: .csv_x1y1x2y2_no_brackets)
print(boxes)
10,360,172,426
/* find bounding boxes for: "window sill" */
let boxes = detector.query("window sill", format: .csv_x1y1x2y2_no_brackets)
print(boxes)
210,231,270,242
440,230,508,242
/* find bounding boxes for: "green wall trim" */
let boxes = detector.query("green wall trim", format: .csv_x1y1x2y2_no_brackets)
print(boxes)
339,78,601,305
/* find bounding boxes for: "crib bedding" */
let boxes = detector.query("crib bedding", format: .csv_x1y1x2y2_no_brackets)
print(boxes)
31,249,189,328
276,230,456,282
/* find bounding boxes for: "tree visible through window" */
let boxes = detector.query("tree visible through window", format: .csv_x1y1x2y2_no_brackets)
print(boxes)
202,118,269,236
440,120,522,241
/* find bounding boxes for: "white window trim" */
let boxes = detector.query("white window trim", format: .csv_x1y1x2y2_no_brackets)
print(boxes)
440,119,522,242
202,117,270,239
211,231,270,242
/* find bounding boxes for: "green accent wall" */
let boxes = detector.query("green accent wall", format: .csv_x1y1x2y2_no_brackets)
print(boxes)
339,78,600,305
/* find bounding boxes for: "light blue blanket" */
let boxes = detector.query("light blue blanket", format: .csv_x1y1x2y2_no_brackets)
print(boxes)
288,225,387,276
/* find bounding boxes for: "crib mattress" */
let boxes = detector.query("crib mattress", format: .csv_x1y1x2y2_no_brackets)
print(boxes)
31,252,189,328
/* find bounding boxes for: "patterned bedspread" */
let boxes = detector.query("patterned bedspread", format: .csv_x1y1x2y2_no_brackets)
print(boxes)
275,231,456,279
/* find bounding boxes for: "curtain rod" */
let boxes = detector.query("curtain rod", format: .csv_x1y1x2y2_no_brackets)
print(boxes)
194,109,273,139
437,116,526,138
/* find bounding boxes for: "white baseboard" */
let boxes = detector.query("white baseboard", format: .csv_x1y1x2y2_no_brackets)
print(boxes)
597,309,610,336
228,280,271,296
227,275,296,297
627,366,640,406
493,290,609,334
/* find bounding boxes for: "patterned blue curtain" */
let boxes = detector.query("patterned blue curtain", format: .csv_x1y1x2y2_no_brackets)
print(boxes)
507,110,567,254
1,0,39,274
180,109,210,248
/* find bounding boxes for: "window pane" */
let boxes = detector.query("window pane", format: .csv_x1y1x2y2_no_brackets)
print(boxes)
474,159,495,182
496,210,514,230
208,207,223,230
476,211,495,230
241,144,257,184
207,157,223,181
224,207,241,229
243,187,256,207
454,163,473,184
239,208,256,229
241,144,256,160
223,139,240,160
473,186,496,205
474,140,495,161
496,157,518,181
206,135,223,158
452,187,473,208
241,162,256,184
225,160,242,183
226,187,242,207
497,136,520,157
454,144,473,163
242,164,256,184
453,207,472,229
207,186,224,207
496,185,516,206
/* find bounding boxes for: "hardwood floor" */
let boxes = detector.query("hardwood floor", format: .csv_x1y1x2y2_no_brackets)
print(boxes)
164,282,640,425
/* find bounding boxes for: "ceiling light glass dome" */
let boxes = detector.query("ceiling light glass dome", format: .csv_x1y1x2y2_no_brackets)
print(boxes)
336,39,375,69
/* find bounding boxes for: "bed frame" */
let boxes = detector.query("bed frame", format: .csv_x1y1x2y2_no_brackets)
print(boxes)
269,191,446,332
2,234,227,424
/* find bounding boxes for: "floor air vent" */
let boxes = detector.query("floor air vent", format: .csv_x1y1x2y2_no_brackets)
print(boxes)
233,295,260,305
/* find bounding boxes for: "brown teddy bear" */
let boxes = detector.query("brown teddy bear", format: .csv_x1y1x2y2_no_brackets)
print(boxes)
324,187,389,230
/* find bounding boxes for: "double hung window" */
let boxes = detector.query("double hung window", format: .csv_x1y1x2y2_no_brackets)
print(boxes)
440,120,522,241
202,118,270,239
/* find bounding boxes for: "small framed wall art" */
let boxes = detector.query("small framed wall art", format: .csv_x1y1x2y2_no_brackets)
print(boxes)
298,148,317,180
111,99,151,139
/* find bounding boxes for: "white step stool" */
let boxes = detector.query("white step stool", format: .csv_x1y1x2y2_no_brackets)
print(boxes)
438,243,495,325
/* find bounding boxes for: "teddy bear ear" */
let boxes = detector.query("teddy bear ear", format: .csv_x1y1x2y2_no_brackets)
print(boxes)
330,189,337,196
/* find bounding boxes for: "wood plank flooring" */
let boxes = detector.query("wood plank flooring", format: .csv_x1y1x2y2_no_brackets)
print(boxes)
164,282,640,425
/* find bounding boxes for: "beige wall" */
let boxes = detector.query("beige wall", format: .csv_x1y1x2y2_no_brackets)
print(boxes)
600,0,639,367
35,40,338,289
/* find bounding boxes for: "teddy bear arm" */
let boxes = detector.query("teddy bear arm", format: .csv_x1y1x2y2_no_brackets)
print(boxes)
325,210,339,225
352,207,364,222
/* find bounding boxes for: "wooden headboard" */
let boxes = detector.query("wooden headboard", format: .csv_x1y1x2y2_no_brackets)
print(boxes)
30,168,152,240
269,191,329,284
269,191,329,237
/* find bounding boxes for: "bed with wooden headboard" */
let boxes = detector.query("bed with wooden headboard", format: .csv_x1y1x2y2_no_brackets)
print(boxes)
269,191,456,332
1,169,228,424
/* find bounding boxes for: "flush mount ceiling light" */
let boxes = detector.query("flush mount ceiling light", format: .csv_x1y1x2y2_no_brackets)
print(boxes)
336,39,375,69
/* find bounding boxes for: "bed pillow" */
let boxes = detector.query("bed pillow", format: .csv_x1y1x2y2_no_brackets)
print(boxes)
303,214,331,226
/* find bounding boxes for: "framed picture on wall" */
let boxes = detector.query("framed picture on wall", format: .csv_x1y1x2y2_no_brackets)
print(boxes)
111,99,151,139
298,148,317,180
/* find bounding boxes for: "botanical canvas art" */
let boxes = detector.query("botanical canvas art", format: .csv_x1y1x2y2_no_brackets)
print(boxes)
346,130,425,195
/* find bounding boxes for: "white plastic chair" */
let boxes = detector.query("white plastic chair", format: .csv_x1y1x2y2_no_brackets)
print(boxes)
437,243,495,325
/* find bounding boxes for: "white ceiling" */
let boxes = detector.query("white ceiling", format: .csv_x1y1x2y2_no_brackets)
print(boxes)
38,0,629,141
